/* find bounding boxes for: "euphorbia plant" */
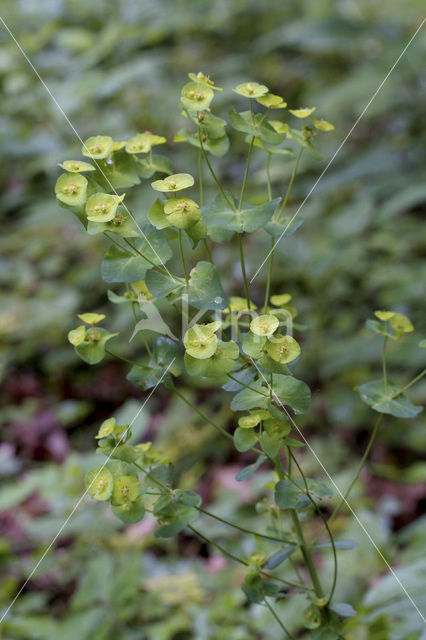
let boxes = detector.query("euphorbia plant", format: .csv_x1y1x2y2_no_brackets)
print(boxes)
55,72,424,638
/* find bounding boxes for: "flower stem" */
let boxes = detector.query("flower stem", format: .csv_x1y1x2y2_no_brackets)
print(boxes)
238,136,254,211
264,598,295,640
276,147,303,222
391,367,426,398
178,229,189,286
238,233,251,310
382,335,388,394
199,135,235,211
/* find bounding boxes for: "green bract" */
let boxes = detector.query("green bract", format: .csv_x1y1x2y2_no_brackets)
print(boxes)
188,71,222,91
125,132,166,154
374,310,395,321
250,314,279,337
151,173,194,192
85,193,125,223
164,198,201,229
181,82,214,111
82,135,113,159
266,335,301,364
55,173,88,207
289,107,316,118
95,417,116,439
183,324,218,359
78,313,105,325
310,117,334,131
111,476,140,505
256,93,287,109
59,160,95,173
390,312,413,334
68,325,85,346
184,340,239,378
85,467,114,501
225,296,257,313
234,82,268,98
270,293,292,306
238,414,261,429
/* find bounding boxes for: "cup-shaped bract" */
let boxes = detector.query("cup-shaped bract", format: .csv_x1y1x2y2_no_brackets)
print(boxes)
238,415,261,429
256,93,287,109
85,193,125,222
234,82,268,98
95,417,116,439
181,82,214,111
289,107,316,118
390,312,414,334
68,325,85,346
82,135,113,159
310,117,334,131
78,312,106,325
266,334,301,364
125,132,166,154
111,476,140,506
164,198,201,229
59,160,96,173
188,71,222,91
184,324,217,359
85,467,114,501
225,296,257,313
250,314,279,337
55,173,88,207
151,173,194,193
270,293,292,306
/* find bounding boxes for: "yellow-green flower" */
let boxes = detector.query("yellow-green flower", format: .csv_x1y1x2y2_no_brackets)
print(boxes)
95,417,116,439
266,335,301,364
111,476,140,505
289,107,316,119
390,312,414,334
125,132,166,154
270,293,292,306
224,297,257,313
188,72,222,91
269,120,290,135
55,173,88,206
85,193,125,222
310,117,334,131
374,310,395,321
164,198,201,229
256,93,287,109
250,314,279,337
85,467,114,501
68,325,85,346
58,160,95,173
82,135,113,159
238,415,261,429
181,82,214,111
77,312,105,325
151,173,194,193
234,82,268,98
184,324,218,359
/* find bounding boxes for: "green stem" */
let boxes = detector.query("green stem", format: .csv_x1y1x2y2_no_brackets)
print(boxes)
199,135,235,211
263,237,275,313
313,413,384,545
198,147,204,206
104,232,132,254
238,137,254,211
125,238,184,282
178,229,189,285
173,387,233,443
266,152,272,200
264,598,295,640
276,147,303,222
104,348,140,367
131,302,152,359
196,506,297,546
226,373,267,396
238,234,251,310
382,336,388,394
188,525,305,591
274,457,325,599
391,367,426,398
289,452,337,605
203,238,213,263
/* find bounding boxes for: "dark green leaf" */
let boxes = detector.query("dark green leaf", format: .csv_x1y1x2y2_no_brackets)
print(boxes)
263,546,296,570
357,379,423,418
235,455,266,481
234,427,258,452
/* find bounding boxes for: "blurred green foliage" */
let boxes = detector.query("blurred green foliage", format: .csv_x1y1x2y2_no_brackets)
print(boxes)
0,0,425,638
